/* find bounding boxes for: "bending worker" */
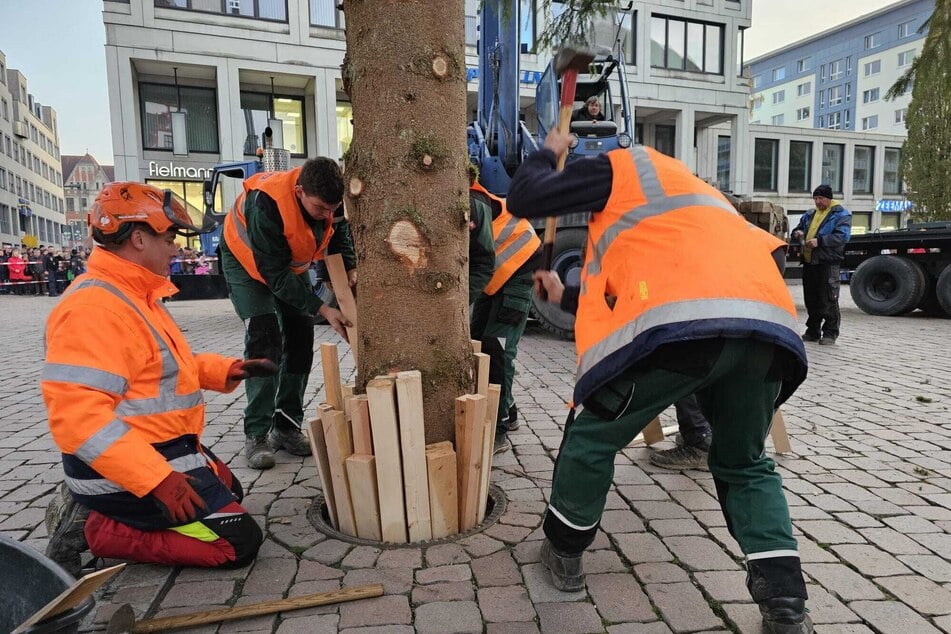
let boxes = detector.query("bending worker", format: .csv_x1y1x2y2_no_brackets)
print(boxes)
469,178,542,451
510,130,812,634
221,158,356,469
42,183,272,575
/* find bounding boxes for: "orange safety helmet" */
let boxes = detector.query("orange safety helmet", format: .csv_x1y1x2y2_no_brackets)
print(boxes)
88,182,206,244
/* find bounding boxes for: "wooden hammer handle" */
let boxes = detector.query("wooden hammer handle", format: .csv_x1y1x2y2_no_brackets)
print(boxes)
131,584,384,632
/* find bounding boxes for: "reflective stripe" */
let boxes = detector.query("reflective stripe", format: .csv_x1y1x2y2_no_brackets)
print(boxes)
748,550,799,560
65,451,210,496
495,229,536,272
494,215,520,251
170,521,221,542
577,298,799,381
630,145,665,200
116,390,204,417
547,504,599,531
42,363,129,395
74,418,130,464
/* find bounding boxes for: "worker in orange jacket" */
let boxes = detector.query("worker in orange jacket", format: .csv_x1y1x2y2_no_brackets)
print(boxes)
42,183,274,575
511,131,812,634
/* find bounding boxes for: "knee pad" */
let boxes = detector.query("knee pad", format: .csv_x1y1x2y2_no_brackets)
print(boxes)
247,314,282,363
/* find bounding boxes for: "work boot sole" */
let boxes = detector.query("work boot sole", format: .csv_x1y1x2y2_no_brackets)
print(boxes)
762,614,814,634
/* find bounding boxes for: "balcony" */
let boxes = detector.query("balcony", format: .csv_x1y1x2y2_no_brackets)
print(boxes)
12,121,27,138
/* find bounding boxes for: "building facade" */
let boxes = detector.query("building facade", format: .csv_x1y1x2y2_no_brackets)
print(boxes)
0,50,67,248
746,0,932,134
61,154,115,248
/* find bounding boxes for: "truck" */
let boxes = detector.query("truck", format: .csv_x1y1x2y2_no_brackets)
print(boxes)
469,0,635,338
843,222,951,318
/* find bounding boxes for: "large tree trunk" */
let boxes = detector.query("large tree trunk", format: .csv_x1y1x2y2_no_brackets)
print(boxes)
343,0,472,443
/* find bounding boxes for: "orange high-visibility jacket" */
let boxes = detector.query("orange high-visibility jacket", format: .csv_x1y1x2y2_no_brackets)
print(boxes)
41,248,237,500
471,182,541,296
223,167,333,283
573,146,805,407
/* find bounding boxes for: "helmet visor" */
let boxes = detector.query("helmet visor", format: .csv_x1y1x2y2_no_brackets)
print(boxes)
163,190,207,237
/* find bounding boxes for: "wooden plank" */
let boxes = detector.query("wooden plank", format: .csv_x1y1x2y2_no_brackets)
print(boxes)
769,409,792,454
320,343,344,411
642,417,665,445
350,394,373,455
456,394,487,531
474,352,490,397
12,564,126,634
325,253,358,357
366,377,408,543
395,370,433,542
321,408,356,536
478,383,501,522
345,454,382,540
342,383,354,420
629,424,679,447
426,443,459,539
471,339,481,354
307,414,338,529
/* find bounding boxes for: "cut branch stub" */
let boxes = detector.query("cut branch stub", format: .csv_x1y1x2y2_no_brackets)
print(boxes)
386,220,431,272
421,155,433,170
432,55,449,79
349,176,364,198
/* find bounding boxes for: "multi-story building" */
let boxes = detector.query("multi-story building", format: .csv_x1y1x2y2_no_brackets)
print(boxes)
0,50,67,247
61,154,115,247
746,0,932,134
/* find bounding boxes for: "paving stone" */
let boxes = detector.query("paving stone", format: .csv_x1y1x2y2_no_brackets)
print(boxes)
302,538,351,565
831,544,913,577
694,570,750,602
338,595,412,628
425,543,471,566
664,536,740,571
835,512,885,529
341,545,381,568
340,628,415,634
536,601,604,634
411,580,475,604
802,563,885,601
296,559,345,581
583,549,628,574
521,562,586,603
884,515,944,534
587,572,655,622
897,554,951,583
804,583,860,625
471,549,521,586
459,533,505,557
160,580,236,608
649,518,706,537
629,500,693,520
909,532,951,559
342,567,414,595
876,575,951,616
416,563,472,584
275,614,339,634
795,520,867,544
615,532,673,564
413,601,483,634
849,600,943,634
478,585,536,622
486,623,540,634
645,582,723,632
242,557,297,595
600,509,646,534
513,539,542,564
376,547,422,569
634,562,690,584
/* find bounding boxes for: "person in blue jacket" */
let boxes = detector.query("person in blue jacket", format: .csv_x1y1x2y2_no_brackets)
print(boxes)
791,184,851,345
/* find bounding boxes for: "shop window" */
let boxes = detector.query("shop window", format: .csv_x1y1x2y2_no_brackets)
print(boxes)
879,213,901,231
853,146,874,194
753,138,778,192
140,82,219,153
145,179,223,249
821,143,844,193
850,213,871,235
788,141,811,193
239,92,305,157
883,148,902,194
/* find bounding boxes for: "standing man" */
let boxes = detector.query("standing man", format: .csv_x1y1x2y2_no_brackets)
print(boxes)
42,183,271,575
221,158,356,469
43,247,60,296
469,178,542,450
510,131,812,634
791,184,851,345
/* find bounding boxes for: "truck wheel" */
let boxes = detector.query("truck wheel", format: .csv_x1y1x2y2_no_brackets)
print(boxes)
531,228,586,340
849,255,926,316
916,274,948,317
936,266,951,317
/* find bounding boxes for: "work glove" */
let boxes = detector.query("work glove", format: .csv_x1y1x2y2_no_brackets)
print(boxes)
151,471,205,524
227,358,279,383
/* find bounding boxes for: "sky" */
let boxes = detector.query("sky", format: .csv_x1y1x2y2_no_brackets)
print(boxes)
0,0,907,167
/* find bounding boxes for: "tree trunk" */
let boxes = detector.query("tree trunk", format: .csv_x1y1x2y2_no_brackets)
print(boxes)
343,0,472,443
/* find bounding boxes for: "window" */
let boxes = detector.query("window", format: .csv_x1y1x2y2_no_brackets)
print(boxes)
821,144,844,192
827,111,842,130
847,56,852,75
771,114,784,125
239,92,306,156
829,60,842,80
829,86,842,106
796,57,811,73
863,88,880,103
752,75,762,89
820,64,826,81
519,0,538,53
145,179,223,249
753,138,779,191
796,107,810,121
845,110,850,128
309,0,341,27
846,83,852,102
864,60,881,76
1,98,7,121
650,15,723,74
655,125,675,157
336,102,353,160
0,168,5,191
853,146,874,194
772,66,785,81
139,82,219,153
155,0,287,22
819,90,825,108
898,20,915,38
898,49,915,67
0,205,9,235
864,32,881,49
861,115,878,130
772,90,785,104
895,108,908,124
716,136,731,191
884,148,902,194
752,96,763,110
797,82,811,97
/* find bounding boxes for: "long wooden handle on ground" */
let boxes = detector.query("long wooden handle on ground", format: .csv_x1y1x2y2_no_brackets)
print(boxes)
128,584,384,632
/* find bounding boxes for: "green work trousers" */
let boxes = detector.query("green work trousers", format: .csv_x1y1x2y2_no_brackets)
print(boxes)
549,338,797,557
221,248,313,438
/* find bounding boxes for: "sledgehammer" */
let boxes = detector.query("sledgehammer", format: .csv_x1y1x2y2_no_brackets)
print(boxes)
106,583,383,633
539,46,596,291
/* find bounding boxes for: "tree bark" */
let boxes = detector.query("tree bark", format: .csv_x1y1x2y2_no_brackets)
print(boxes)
343,0,472,443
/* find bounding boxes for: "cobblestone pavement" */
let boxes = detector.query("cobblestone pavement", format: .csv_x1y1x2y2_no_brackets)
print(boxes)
1,282,949,634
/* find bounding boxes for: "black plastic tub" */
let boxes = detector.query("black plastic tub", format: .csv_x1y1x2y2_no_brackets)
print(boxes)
0,535,94,633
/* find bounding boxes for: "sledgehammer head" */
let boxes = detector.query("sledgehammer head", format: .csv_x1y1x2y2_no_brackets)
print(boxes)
553,46,596,78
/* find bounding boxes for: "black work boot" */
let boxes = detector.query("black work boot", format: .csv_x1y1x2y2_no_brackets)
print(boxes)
759,597,813,634
45,484,90,578
747,557,812,634
649,444,709,470
502,403,519,432
245,435,276,469
539,538,585,592
267,425,311,457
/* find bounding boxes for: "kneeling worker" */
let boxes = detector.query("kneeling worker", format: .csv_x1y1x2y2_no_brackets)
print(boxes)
42,183,272,575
